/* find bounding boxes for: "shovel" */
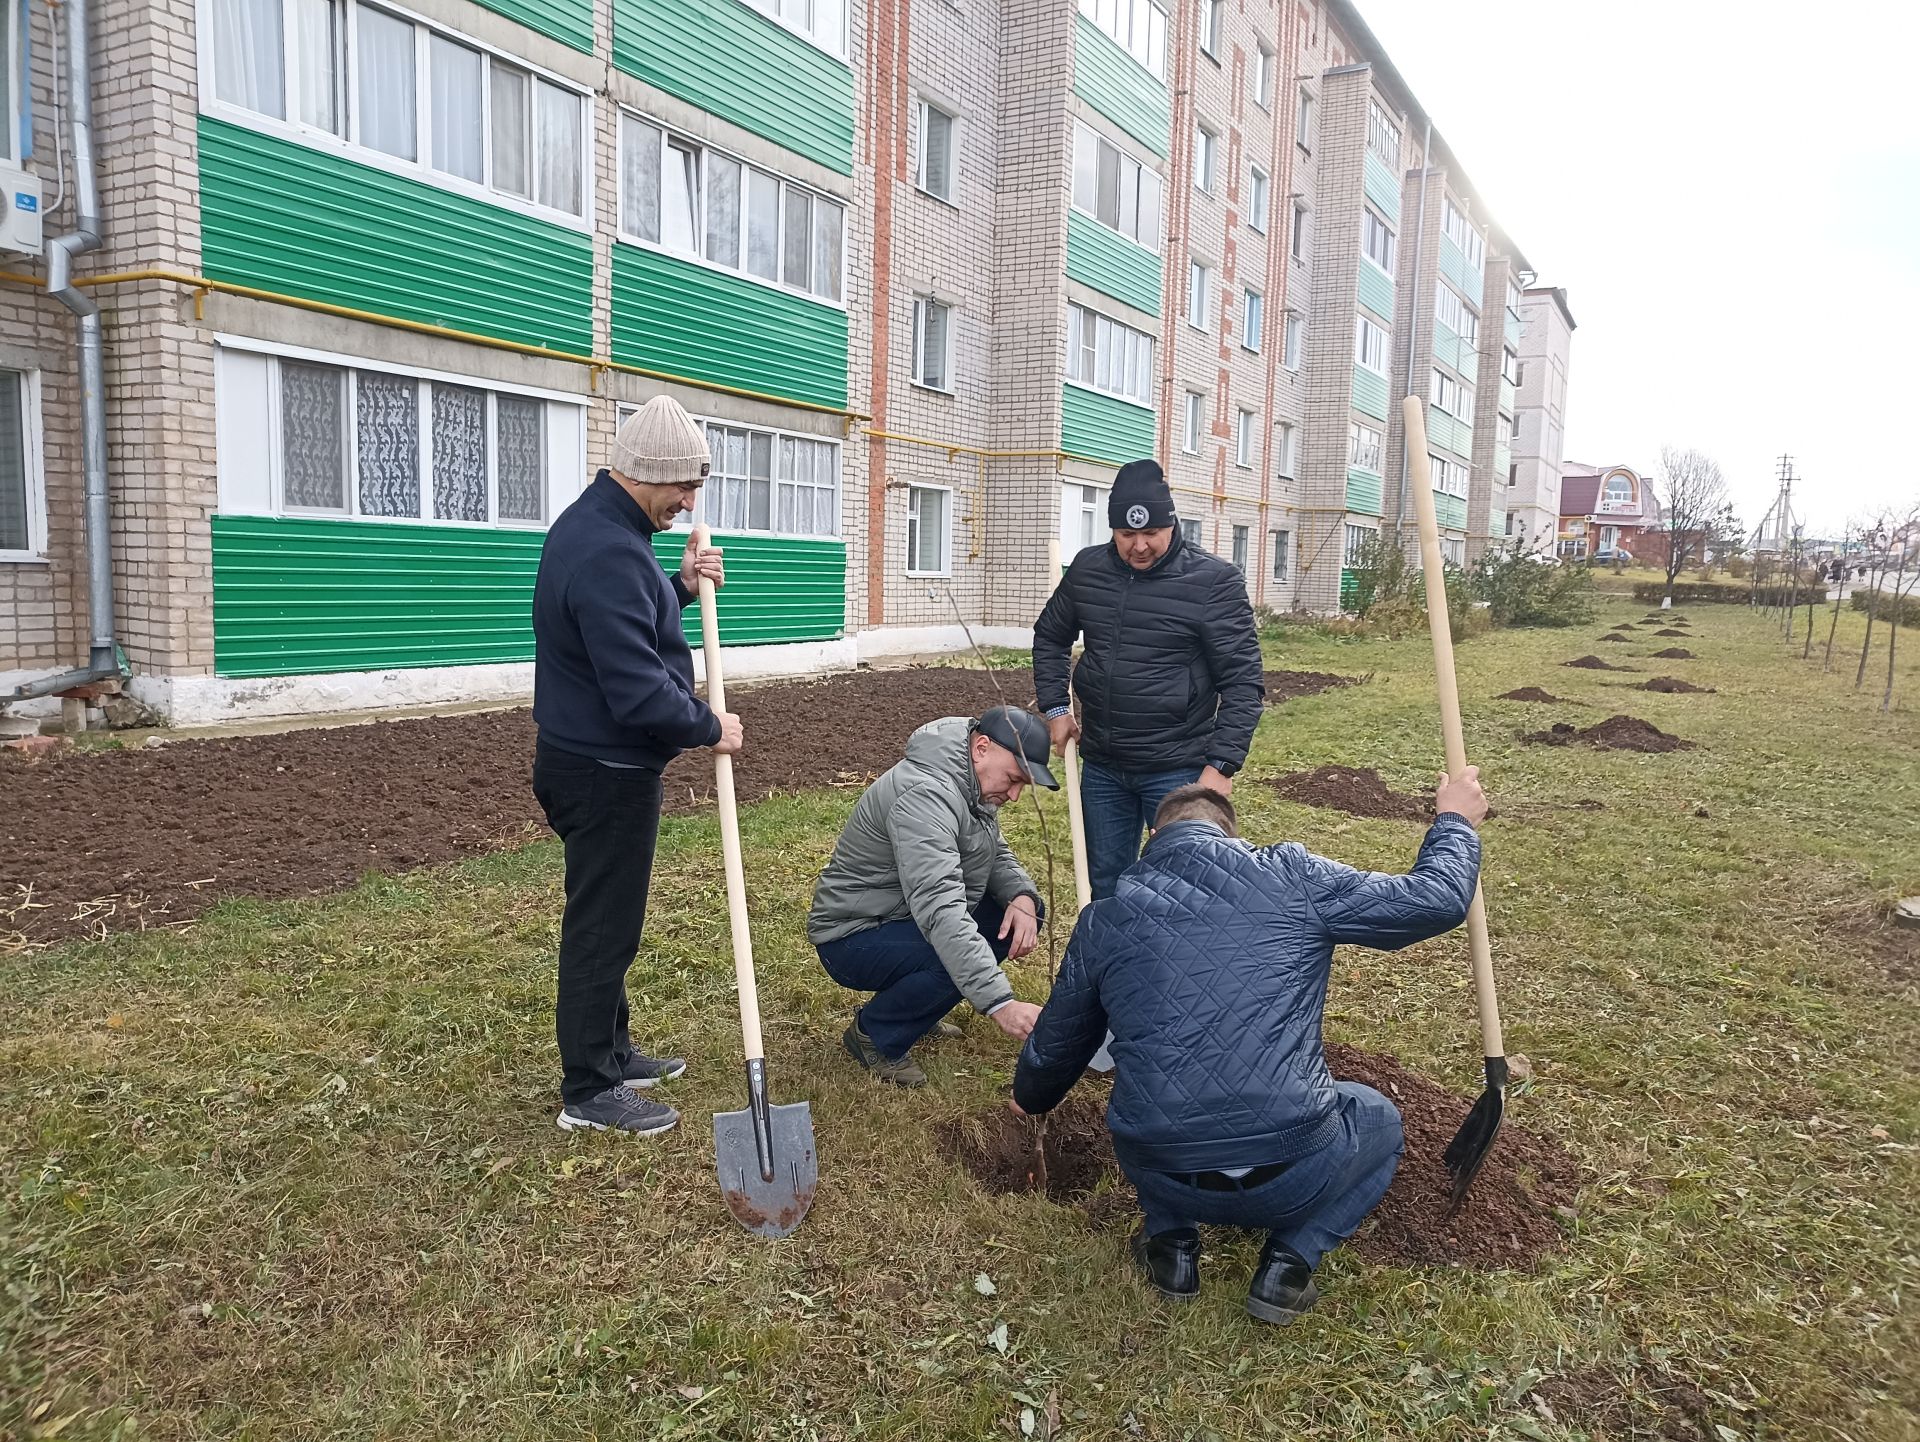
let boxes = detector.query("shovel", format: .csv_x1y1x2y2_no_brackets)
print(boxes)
694,526,818,1239
1401,397,1510,1215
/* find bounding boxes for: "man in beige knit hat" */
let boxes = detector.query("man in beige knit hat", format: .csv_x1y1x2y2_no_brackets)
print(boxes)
532,395,744,1136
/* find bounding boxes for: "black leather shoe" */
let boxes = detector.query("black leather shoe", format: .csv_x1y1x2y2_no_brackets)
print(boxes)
1129,1227,1201,1302
1246,1243,1320,1325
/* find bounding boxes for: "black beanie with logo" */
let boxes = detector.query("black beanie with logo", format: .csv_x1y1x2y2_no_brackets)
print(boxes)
1108,459,1177,531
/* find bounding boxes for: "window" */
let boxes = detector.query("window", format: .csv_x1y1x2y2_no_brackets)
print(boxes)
1290,202,1309,262
1188,261,1211,330
1508,462,1519,489
914,99,956,202
1200,0,1223,56
1558,537,1588,560
1435,286,1479,347
1192,123,1218,193
1182,391,1204,453
1296,88,1315,151
1179,517,1205,549
1428,452,1469,499
1348,421,1381,473
1283,310,1303,370
1507,278,1524,315
616,407,842,537
1602,474,1635,511
1242,289,1263,352
0,369,45,559
1060,481,1107,553
1366,99,1400,166
1354,316,1388,374
1513,360,1526,386
1270,529,1290,581
1443,537,1466,567
1275,421,1296,478
1235,408,1256,468
1429,369,1474,424
1251,42,1274,109
621,115,844,302
912,297,953,392
208,0,588,218
1231,524,1249,571
1343,522,1375,567
1247,165,1269,233
744,0,846,56
907,485,951,575
1495,414,1513,452
1442,198,1485,271
1361,208,1395,272
1077,0,1167,77
1066,303,1155,406
1502,347,1519,385
1071,123,1163,248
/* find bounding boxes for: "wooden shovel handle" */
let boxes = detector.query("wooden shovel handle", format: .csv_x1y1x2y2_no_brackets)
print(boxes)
693,525,764,1063
1401,398,1505,1062
1048,540,1095,911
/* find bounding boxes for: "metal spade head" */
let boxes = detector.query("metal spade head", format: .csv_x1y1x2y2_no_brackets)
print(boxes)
714,1059,817,1239
1441,1056,1509,1218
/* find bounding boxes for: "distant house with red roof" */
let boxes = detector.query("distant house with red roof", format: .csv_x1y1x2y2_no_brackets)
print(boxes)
1557,463,1661,561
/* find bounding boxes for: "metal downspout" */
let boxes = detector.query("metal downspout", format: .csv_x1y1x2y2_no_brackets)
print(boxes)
1394,118,1433,541
7,0,116,703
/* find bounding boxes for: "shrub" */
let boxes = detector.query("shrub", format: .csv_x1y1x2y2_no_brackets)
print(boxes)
1345,532,1469,641
1725,556,1752,578
1628,579,1827,606
1852,590,1920,629
1466,544,1596,627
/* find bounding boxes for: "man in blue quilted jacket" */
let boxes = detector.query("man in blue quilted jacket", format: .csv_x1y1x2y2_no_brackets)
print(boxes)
1011,770,1486,1325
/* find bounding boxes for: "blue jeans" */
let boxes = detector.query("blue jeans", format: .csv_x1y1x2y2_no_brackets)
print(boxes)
1080,761,1205,900
816,898,1017,1059
1123,1082,1405,1270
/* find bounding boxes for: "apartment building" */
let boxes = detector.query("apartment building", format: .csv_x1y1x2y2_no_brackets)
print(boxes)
1507,284,1577,553
0,0,1567,726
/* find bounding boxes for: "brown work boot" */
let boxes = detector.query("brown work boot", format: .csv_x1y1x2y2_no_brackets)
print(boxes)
842,1022,928,1088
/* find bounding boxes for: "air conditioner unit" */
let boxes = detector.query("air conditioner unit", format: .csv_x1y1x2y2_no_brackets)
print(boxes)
0,166,44,257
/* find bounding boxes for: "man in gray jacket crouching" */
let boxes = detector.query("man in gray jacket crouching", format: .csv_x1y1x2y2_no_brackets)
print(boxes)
809,707,1055,1087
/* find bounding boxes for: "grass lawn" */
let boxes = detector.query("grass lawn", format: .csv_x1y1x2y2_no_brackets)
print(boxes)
3,598,1916,1441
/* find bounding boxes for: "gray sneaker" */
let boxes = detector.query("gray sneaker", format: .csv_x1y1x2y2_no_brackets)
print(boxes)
842,1022,928,1088
558,1086,680,1135
618,1052,687,1088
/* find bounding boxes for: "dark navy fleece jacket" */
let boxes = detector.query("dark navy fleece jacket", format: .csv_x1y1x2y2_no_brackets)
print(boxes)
532,470,722,769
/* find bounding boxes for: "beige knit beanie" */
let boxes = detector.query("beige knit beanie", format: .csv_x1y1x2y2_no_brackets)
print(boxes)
611,396,711,486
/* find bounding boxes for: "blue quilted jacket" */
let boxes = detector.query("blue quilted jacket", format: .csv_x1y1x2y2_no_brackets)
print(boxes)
1013,815,1481,1173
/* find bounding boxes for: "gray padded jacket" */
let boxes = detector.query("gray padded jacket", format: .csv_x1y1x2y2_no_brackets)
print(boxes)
807,716,1042,1013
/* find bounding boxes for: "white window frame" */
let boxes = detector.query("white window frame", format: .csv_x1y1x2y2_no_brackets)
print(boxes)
1059,480,1108,554
1343,522,1375,568
1179,516,1204,550
214,336,585,530
1502,347,1519,385
1366,98,1400,166
1361,208,1395,274
1276,420,1296,478
1270,527,1290,581
1231,523,1249,571
1296,87,1315,153
1234,408,1256,468
1192,122,1218,194
1241,288,1263,353
196,0,594,230
742,0,849,60
1247,164,1269,234
1354,316,1388,375
1,0,25,164
1066,302,1155,407
1283,310,1303,370
1290,201,1309,263
615,404,843,540
1435,284,1479,347
1076,0,1168,79
1071,121,1162,250
1251,41,1274,110
1428,451,1469,500
911,296,956,394
1182,390,1204,454
905,482,953,577
617,111,848,309
1199,0,1223,57
912,96,958,204
0,368,48,562
1347,421,1381,474
1187,259,1212,331
1442,197,1485,271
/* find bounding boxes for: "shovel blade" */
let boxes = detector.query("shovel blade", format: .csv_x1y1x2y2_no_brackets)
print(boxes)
714,1101,817,1239
1441,1071,1507,1218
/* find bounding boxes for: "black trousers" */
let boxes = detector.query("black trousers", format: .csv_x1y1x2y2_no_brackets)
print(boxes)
532,740,666,1105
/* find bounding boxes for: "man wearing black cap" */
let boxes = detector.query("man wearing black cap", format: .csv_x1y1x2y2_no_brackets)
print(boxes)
808,707,1056,1087
1034,458,1266,900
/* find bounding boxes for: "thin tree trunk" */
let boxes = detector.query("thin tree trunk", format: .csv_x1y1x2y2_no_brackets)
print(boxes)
1886,559,1909,711
1856,564,1885,688
1803,583,1816,658
1824,531,1848,671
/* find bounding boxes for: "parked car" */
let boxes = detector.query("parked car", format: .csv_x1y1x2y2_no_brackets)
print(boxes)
1592,548,1634,564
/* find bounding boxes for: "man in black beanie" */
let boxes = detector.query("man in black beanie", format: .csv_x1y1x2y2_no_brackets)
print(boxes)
1033,458,1265,900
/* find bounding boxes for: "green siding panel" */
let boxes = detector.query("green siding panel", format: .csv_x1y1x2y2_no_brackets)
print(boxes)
612,246,849,410
1493,443,1511,479
1439,234,1479,299
1345,468,1384,516
213,515,846,677
1432,319,1464,376
473,0,592,52
1072,16,1170,157
198,117,594,353
1505,309,1522,346
1429,411,1471,458
1500,378,1516,415
1340,568,1359,610
612,0,854,174
1435,492,1468,532
1062,384,1155,464
1489,507,1507,538
1351,365,1389,422
1066,209,1163,314
1363,152,1400,217
1357,260,1394,322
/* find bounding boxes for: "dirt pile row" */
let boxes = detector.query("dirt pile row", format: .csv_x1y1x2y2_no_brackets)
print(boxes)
1496,687,1576,704
1263,764,1431,821
1564,656,1637,672
1524,716,1697,752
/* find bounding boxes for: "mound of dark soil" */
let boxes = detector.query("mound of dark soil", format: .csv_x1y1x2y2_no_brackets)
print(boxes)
1496,687,1574,704
941,1048,1583,1269
1264,669,1357,703
1264,764,1430,821
1653,627,1690,637
1564,655,1636,672
1598,633,1633,643
1637,677,1715,694
1650,648,1696,659
1525,715,1697,752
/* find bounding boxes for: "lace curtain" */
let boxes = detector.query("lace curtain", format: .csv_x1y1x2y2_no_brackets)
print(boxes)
496,396,544,522
356,373,420,518
280,362,346,509
0,375,27,551
432,385,488,522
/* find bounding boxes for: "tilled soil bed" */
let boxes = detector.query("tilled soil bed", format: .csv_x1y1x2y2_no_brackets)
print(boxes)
1636,677,1715,694
1,667,1356,947
1563,656,1637,672
1496,687,1576,704
940,1045,1580,1269
1524,715,1697,752
1264,764,1430,821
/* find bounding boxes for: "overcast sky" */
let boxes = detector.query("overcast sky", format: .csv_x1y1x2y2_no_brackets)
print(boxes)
1359,0,1920,537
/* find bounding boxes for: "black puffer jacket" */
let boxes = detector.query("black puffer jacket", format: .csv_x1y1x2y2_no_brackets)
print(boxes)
1032,531,1265,772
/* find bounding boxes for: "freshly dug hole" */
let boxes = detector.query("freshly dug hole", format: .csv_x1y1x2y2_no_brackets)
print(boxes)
1496,687,1576,704
1636,677,1715,694
935,1093,1118,1205
1525,715,1697,752
1564,655,1637,672
1264,764,1429,821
